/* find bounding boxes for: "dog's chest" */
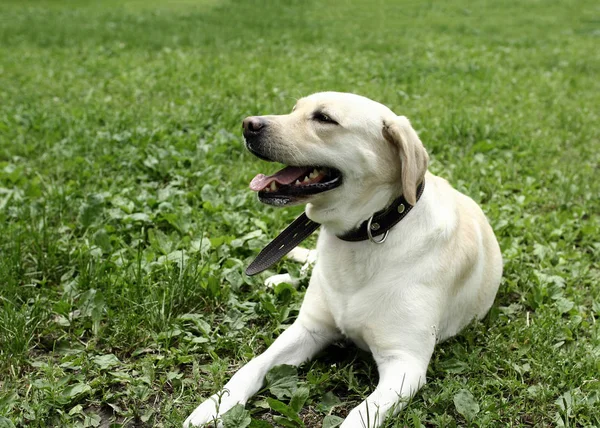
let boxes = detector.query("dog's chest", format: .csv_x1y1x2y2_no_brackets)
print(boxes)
324,289,372,350
315,239,399,350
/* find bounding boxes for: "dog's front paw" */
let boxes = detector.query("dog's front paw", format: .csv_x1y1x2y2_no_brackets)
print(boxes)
340,404,383,428
183,392,242,427
264,273,299,288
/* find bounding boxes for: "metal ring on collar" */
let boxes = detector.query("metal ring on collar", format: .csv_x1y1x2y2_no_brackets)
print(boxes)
366,215,389,244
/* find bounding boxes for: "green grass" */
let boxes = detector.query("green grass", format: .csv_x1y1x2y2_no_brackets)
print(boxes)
0,0,599,426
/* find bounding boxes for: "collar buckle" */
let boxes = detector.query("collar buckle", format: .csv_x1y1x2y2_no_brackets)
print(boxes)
367,215,389,244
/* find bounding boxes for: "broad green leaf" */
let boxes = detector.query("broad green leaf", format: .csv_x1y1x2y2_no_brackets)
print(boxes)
79,289,105,321
178,313,211,335
533,243,550,260
0,391,18,414
316,391,341,413
266,398,303,425
273,415,302,428
93,229,112,253
62,383,92,399
148,228,172,254
84,412,102,427
125,212,151,223
111,195,134,213
231,230,263,248
161,212,189,234
290,386,309,413
201,184,222,206
249,420,271,428
166,371,183,381
266,365,298,400
323,415,344,428
108,371,131,382
554,297,574,314
0,416,16,428
92,354,120,370
222,404,251,428
157,327,183,341
190,237,212,255
78,194,104,228
453,389,480,421
555,391,573,412
78,289,106,335
411,411,424,428
157,250,189,268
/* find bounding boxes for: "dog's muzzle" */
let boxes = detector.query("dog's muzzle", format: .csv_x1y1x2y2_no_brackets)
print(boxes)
242,116,273,161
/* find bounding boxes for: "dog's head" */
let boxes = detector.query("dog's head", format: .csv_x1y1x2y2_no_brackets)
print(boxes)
244,92,428,232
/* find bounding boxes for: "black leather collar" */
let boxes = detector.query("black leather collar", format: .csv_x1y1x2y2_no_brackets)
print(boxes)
337,180,425,242
245,180,425,276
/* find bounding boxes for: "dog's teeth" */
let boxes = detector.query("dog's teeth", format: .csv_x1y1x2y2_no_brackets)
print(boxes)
270,182,277,191
303,177,310,183
309,170,318,179
295,180,301,186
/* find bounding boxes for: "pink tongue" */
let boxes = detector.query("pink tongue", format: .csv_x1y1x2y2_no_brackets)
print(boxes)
250,166,311,191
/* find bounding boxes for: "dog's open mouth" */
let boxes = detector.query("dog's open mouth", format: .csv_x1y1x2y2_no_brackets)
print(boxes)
249,165,342,206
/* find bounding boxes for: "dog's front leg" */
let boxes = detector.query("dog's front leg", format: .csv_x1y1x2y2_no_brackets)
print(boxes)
184,320,338,427
341,353,429,428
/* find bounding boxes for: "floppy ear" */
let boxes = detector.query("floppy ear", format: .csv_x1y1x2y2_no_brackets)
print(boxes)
383,116,429,205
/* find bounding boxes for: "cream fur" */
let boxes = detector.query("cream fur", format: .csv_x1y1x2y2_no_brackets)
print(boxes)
185,92,502,428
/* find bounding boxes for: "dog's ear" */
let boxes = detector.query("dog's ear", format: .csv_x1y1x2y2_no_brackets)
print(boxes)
383,116,429,205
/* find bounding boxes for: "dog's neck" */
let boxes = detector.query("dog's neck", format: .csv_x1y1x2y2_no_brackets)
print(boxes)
246,179,426,276
305,183,407,236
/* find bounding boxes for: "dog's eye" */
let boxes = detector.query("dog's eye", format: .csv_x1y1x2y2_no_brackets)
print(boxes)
312,112,338,125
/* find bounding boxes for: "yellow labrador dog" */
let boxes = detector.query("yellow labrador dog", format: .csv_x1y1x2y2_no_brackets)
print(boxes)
185,92,502,427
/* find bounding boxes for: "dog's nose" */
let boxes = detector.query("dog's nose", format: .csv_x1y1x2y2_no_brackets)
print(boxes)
242,116,266,136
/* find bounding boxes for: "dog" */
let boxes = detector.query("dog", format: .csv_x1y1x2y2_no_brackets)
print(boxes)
184,92,502,427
